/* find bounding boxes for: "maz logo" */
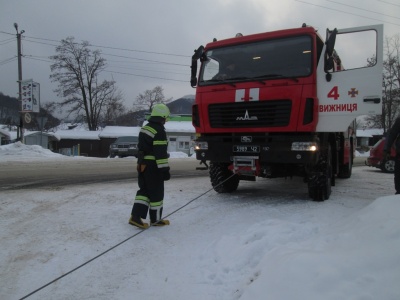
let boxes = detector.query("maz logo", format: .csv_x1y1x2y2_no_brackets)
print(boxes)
241,136,252,143
236,110,258,121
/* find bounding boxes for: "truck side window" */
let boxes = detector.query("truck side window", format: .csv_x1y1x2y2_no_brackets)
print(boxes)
332,30,377,71
202,58,220,81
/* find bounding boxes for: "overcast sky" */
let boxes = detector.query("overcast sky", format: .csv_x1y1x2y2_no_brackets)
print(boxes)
1,0,399,110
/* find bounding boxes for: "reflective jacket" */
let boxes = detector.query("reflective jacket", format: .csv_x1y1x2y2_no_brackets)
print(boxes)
138,116,169,170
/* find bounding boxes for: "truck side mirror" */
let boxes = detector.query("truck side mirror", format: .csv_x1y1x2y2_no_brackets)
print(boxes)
190,46,204,87
324,28,337,74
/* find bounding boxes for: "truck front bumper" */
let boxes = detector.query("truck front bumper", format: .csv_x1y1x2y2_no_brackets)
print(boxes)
194,134,320,165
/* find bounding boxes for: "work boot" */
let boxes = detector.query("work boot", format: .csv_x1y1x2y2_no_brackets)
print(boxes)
129,215,149,229
151,219,170,226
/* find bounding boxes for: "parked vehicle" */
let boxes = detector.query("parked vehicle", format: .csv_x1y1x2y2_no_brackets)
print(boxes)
365,138,396,173
109,136,138,158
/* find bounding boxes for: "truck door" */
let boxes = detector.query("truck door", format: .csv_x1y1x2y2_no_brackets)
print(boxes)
316,24,383,132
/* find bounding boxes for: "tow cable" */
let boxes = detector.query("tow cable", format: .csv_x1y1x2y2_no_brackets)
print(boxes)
19,172,237,300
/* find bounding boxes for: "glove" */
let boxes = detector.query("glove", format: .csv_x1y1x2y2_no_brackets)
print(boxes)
162,168,171,181
137,164,146,173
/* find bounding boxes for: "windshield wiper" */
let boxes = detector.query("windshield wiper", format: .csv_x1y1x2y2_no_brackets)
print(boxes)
203,79,236,87
255,74,299,82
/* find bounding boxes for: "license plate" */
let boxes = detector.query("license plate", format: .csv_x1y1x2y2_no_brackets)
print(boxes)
119,149,128,151
233,145,260,153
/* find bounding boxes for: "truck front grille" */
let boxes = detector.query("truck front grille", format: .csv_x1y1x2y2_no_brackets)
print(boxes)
208,100,292,128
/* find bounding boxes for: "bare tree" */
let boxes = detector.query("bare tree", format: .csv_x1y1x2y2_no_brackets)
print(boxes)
102,89,125,125
50,37,124,130
134,86,172,113
365,35,400,133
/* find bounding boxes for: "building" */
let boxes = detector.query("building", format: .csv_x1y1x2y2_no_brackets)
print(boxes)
1,116,195,157
356,128,384,149
53,130,102,157
164,119,195,155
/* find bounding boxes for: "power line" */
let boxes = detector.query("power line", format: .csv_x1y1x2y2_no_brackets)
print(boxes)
104,70,187,82
89,43,188,58
0,37,16,45
0,56,17,66
107,65,188,76
295,0,400,27
102,52,187,67
23,38,59,48
21,37,189,68
24,55,52,64
325,0,400,20
0,30,14,36
19,34,189,58
377,0,400,8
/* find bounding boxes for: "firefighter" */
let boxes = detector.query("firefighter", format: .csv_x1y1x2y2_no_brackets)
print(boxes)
129,103,171,228
384,116,400,195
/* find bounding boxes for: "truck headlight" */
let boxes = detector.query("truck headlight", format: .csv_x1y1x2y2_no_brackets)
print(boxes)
195,141,208,150
291,142,318,151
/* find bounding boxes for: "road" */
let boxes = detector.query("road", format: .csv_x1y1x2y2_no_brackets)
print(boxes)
0,158,206,190
0,156,366,190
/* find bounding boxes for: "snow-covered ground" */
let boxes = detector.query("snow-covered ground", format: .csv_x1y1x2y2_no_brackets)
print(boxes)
1,143,399,300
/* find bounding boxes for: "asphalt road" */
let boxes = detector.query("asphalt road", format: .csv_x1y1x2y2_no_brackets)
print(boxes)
0,157,366,191
0,158,206,190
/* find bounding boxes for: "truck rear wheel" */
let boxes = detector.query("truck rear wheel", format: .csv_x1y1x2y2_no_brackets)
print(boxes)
209,162,239,193
338,159,352,178
308,145,332,201
338,143,353,178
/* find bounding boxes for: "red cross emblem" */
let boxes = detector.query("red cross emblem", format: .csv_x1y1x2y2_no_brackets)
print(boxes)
348,88,359,98
235,88,260,102
241,89,253,101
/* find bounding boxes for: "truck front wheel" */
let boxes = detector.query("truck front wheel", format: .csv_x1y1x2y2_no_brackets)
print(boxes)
209,162,239,193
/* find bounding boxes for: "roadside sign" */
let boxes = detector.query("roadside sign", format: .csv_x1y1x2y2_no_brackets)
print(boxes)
24,112,31,124
21,80,40,112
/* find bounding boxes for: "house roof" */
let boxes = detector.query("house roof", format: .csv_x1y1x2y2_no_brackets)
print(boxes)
98,126,141,138
1,121,195,142
100,122,195,138
0,129,10,138
165,121,194,133
24,131,60,141
356,128,384,138
54,130,101,140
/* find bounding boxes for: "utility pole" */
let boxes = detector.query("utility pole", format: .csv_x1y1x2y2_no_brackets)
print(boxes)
14,23,24,142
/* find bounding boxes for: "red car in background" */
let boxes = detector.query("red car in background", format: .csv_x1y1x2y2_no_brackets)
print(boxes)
365,138,396,173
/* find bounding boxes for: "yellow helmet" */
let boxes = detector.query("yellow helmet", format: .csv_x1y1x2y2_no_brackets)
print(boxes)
151,103,170,119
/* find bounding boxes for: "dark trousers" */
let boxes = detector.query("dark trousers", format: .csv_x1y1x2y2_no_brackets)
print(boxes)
395,155,400,194
131,161,165,222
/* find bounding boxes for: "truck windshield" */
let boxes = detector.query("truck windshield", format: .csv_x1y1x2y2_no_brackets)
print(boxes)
199,35,312,85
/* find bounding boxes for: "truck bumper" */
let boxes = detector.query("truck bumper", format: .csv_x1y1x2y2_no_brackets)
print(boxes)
195,134,320,165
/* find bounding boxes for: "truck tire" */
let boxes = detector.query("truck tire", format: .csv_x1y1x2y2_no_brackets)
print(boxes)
338,143,353,178
209,162,239,193
308,145,332,201
338,159,352,178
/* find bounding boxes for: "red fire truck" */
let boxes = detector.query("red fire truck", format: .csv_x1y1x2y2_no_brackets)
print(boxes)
190,24,383,201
